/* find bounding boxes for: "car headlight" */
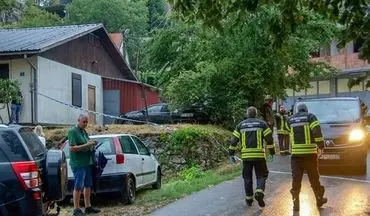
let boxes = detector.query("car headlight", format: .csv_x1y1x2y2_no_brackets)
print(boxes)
348,129,365,142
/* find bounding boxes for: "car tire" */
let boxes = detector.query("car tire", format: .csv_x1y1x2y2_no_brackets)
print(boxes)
152,169,162,189
121,176,136,204
44,150,68,201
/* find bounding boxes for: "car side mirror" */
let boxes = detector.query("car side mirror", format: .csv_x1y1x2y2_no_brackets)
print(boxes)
149,148,156,155
364,116,370,125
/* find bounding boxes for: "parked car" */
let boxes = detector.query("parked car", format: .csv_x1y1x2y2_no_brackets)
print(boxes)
293,97,369,174
60,134,161,204
115,103,210,124
0,124,67,216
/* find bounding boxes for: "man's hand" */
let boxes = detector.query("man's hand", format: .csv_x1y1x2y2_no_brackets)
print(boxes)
267,155,274,163
88,140,98,146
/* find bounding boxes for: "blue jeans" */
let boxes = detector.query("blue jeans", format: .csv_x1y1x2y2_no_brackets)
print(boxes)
72,165,93,191
11,104,21,124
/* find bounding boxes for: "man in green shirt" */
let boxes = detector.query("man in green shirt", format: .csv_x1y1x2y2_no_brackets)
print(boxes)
68,114,100,216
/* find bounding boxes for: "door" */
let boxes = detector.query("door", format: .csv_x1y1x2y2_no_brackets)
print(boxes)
146,104,164,124
130,136,157,184
118,135,143,186
88,85,96,124
103,90,120,124
0,64,9,79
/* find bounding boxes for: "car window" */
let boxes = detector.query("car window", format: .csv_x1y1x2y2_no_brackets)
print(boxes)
131,136,150,155
0,130,29,162
147,105,162,113
119,136,138,154
62,137,114,158
19,127,46,159
91,138,114,155
161,105,170,112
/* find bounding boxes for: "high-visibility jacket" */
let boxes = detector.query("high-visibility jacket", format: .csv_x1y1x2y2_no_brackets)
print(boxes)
275,112,289,135
286,112,324,156
229,118,275,160
260,103,274,129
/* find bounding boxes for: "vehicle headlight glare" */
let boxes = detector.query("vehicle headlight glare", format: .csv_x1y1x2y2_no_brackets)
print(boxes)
348,129,365,142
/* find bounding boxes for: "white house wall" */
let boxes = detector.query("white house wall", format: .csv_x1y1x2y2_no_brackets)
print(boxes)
37,57,103,125
0,57,36,124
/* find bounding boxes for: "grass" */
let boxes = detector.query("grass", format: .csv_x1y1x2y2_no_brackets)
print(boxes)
57,163,242,216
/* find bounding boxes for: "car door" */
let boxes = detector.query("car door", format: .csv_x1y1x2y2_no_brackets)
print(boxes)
146,105,164,124
130,136,157,184
92,137,116,175
118,135,143,187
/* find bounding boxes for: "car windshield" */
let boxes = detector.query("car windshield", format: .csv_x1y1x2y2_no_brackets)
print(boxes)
62,137,113,158
295,100,360,124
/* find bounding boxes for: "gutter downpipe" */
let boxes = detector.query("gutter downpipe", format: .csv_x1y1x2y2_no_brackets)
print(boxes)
24,54,38,124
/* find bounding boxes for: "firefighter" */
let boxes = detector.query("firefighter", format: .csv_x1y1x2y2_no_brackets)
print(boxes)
360,100,368,116
260,95,275,129
229,106,275,207
275,105,290,155
286,103,327,212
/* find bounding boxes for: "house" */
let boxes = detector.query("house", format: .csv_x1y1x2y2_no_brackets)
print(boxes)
0,24,160,125
283,40,370,109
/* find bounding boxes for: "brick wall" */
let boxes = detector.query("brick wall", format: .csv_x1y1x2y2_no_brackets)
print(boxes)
313,53,370,70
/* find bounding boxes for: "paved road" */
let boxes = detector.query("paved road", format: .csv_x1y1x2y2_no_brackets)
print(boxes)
151,150,370,216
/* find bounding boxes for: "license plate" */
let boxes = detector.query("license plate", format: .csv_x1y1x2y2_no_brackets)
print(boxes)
320,154,340,160
181,113,194,117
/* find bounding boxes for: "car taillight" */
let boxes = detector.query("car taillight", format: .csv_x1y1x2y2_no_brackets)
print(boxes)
11,161,41,190
116,153,125,164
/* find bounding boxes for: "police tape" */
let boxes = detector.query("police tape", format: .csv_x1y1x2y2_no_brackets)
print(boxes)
36,91,159,126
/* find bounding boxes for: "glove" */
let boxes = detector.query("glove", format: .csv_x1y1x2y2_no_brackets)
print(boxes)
266,155,274,163
229,156,236,164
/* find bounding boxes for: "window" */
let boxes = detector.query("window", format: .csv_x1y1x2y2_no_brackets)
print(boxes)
0,64,9,79
318,80,330,94
72,73,82,107
286,89,294,97
161,104,170,112
337,78,350,93
19,128,46,159
350,79,363,92
62,142,70,158
147,105,162,113
354,39,364,53
0,130,28,162
131,136,150,155
92,137,114,155
119,136,138,154
306,81,318,96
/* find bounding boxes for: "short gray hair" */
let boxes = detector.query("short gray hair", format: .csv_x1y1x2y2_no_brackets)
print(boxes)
246,106,258,118
78,113,89,120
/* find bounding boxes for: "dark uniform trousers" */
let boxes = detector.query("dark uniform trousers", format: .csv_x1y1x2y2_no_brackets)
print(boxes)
291,155,324,197
243,160,269,198
278,134,289,152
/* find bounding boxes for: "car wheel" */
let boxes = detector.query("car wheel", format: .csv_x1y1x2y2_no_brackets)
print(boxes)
152,169,162,189
121,176,136,204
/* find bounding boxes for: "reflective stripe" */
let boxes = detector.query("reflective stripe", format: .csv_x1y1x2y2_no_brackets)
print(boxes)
305,125,311,145
263,128,272,136
285,121,290,132
246,196,254,200
242,148,264,153
241,153,265,159
277,130,289,135
266,144,274,149
257,130,262,149
229,145,238,150
242,132,246,151
292,149,317,154
315,137,324,142
241,127,259,132
291,122,309,127
255,189,264,194
309,121,320,130
233,130,240,138
292,144,317,149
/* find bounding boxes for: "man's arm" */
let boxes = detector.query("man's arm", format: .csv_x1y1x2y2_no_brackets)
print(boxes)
68,130,95,152
309,114,324,150
263,124,275,155
228,125,241,156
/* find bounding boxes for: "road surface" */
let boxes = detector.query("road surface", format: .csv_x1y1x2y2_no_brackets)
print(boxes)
151,150,370,216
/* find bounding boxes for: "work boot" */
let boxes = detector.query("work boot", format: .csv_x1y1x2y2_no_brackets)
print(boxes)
290,189,300,212
254,192,265,207
314,186,327,208
246,199,253,206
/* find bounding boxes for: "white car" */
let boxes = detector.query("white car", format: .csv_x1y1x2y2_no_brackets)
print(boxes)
61,134,162,204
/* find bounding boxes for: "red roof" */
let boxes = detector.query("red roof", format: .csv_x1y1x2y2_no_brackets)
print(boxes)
109,33,122,49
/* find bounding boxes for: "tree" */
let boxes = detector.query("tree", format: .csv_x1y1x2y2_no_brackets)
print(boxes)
0,0,16,12
143,6,338,125
168,0,370,61
67,0,148,34
147,0,168,31
0,79,21,121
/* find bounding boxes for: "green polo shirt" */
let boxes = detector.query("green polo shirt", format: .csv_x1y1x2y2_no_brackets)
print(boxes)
68,126,93,169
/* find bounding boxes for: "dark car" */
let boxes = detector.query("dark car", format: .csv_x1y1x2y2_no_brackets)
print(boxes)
115,103,209,124
293,97,369,174
0,125,67,216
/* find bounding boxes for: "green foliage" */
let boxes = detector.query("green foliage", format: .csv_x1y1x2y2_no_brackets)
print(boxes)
0,79,21,104
67,0,148,34
0,0,16,12
147,0,168,31
143,6,338,125
178,165,205,181
168,0,370,62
